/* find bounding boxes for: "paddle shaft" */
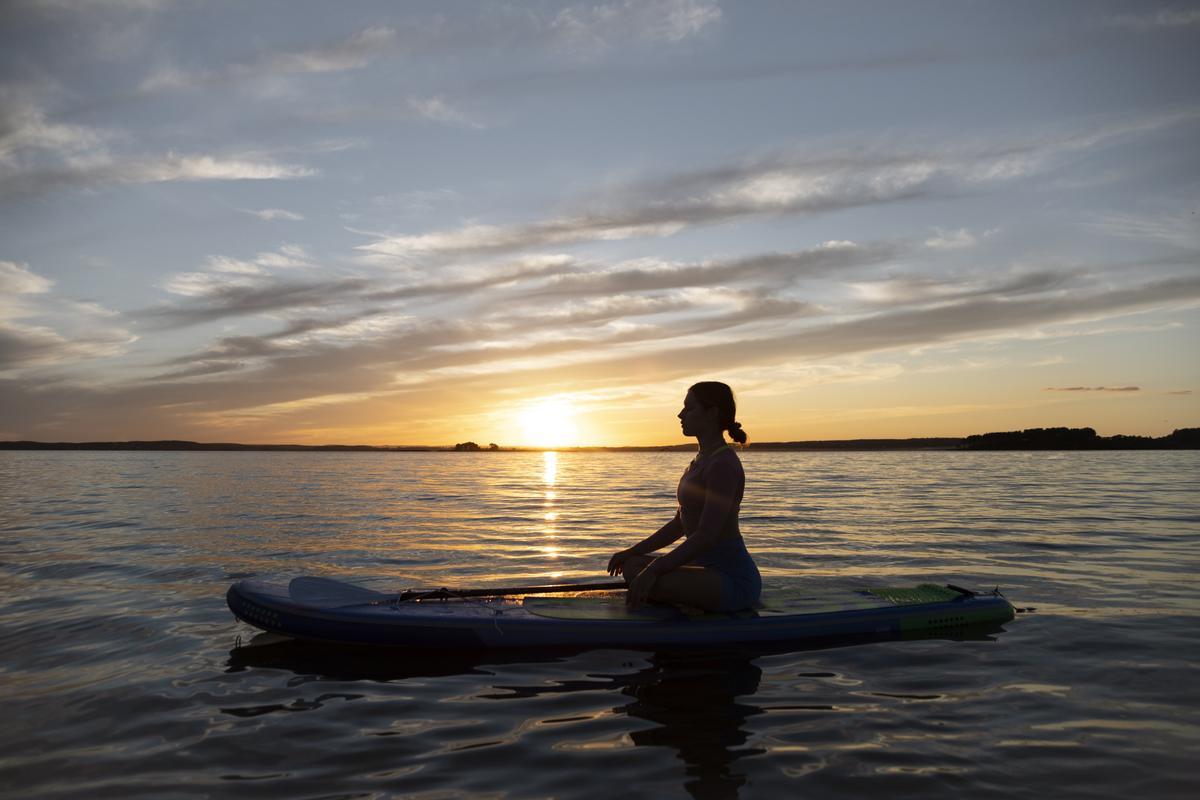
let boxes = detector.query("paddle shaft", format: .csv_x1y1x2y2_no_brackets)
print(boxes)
397,580,626,601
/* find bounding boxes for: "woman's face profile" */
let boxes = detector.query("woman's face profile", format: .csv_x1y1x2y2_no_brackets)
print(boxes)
678,391,711,437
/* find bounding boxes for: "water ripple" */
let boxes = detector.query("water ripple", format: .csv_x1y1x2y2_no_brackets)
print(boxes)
0,449,1197,799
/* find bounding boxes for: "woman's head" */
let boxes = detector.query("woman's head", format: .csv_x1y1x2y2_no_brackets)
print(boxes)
682,381,747,444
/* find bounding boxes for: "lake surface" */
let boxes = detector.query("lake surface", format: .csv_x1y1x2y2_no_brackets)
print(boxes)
1,450,1197,799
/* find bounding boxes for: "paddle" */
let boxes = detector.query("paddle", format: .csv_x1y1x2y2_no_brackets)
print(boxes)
289,575,626,608
396,581,627,601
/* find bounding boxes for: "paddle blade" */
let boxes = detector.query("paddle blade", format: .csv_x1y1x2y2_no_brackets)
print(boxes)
288,576,386,608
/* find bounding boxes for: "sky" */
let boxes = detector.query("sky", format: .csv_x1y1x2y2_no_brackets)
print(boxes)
1,0,1198,447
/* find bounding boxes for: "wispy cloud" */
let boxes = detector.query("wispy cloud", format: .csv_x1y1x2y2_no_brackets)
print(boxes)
147,275,369,328
407,96,485,129
142,238,895,333
360,114,1199,263
357,154,939,262
924,227,979,250
0,261,136,373
139,26,400,92
267,25,397,74
1105,8,1200,30
0,86,107,166
20,0,169,12
122,154,314,182
2,151,314,196
1,82,315,198
0,260,53,297
1044,386,1140,392
135,263,1200,417
6,262,1195,437
850,270,1075,307
0,320,134,372
458,46,960,99
138,3,720,95
1085,212,1200,249
549,0,721,55
244,208,305,222
518,241,898,298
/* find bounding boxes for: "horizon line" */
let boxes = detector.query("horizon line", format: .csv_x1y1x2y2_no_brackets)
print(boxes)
2,426,1196,452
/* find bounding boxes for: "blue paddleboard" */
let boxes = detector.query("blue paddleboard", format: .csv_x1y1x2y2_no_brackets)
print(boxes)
227,577,1015,648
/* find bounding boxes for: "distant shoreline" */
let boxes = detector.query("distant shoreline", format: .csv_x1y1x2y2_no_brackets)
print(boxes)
2,427,1196,452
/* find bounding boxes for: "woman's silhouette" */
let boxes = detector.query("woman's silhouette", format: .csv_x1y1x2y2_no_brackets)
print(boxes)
608,382,762,612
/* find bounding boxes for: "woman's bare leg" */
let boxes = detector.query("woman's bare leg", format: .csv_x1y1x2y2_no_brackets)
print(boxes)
648,565,725,612
620,556,725,612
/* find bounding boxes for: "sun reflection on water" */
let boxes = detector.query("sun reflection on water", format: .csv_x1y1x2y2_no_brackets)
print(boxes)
542,451,557,552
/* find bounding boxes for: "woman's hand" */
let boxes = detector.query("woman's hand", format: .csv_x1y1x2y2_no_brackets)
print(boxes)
626,564,659,609
607,548,634,576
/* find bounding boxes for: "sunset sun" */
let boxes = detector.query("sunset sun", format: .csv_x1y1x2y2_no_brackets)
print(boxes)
518,398,580,449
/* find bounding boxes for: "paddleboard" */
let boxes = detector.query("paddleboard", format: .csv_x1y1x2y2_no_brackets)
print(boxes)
227,577,1015,648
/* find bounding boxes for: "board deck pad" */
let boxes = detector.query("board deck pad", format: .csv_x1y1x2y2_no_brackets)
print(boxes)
522,596,678,621
522,583,961,621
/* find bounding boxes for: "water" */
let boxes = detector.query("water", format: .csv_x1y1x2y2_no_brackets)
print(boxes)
1,450,1197,799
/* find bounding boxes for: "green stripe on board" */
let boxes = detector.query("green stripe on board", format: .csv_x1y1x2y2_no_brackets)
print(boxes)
867,584,961,605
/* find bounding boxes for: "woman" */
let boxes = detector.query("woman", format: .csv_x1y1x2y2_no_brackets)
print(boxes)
607,381,762,612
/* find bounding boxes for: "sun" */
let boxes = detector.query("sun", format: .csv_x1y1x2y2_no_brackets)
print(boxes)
518,397,580,449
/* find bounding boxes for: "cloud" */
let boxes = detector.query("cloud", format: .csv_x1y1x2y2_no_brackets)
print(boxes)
0,86,107,167
19,0,169,12
154,266,1200,408
8,260,1196,439
407,96,485,128
367,255,582,301
0,260,53,296
416,272,1200,397
850,270,1075,306
162,245,316,295
138,4,719,95
143,252,581,329
1085,212,1200,249
924,228,978,250
356,157,932,262
1044,386,1140,392
518,241,898,298
145,239,850,338
0,259,137,373
1105,9,1200,30
0,320,134,372
267,25,398,74
146,275,369,328
360,114,1199,262
139,26,399,92
121,154,314,182
550,0,721,54
0,323,75,370
1,133,315,199
244,208,305,222
0,85,315,198
457,46,961,99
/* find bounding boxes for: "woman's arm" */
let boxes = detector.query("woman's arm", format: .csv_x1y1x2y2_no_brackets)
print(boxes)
628,512,684,555
607,512,683,575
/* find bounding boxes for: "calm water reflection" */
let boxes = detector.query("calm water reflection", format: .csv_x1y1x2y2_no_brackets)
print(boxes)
1,450,1198,798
